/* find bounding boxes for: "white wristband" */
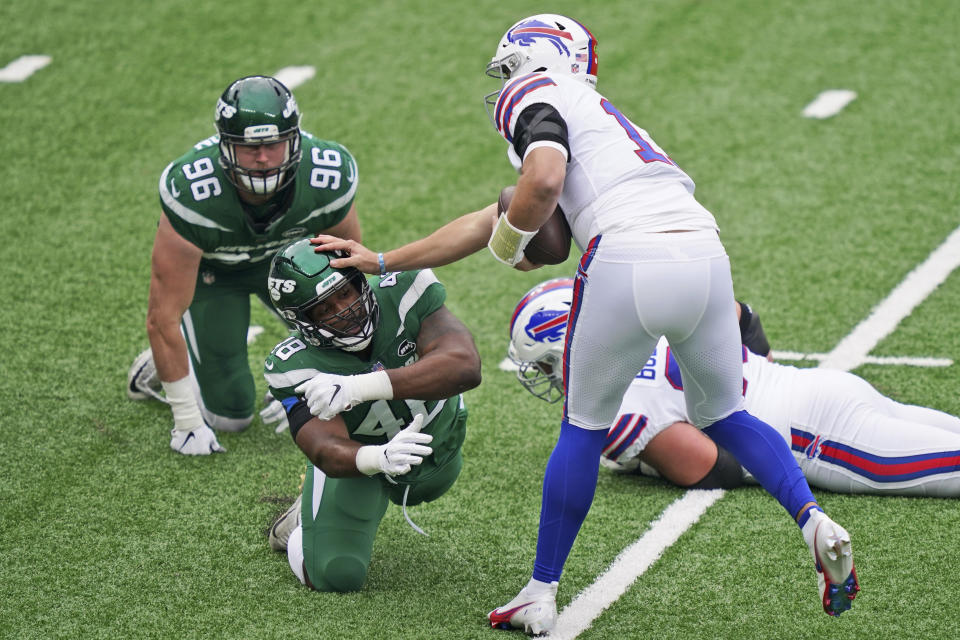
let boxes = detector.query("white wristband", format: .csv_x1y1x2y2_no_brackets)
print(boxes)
488,214,537,266
352,370,394,402
161,376,203,431
356,445,385,476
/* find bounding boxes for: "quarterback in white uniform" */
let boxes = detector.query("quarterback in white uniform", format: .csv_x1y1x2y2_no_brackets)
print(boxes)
312,13,859,630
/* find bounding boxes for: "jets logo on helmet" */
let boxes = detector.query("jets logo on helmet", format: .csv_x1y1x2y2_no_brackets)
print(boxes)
508,278,574,403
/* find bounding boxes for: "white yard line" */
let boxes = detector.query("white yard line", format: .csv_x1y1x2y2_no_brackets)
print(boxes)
0,55,51,82
273,66,316,89
820,225,960,371
551,490,724,640
773,351,952,368
553,223,960,637
802,89,857,119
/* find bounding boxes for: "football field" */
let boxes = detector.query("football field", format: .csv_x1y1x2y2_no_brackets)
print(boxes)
2,1,959,638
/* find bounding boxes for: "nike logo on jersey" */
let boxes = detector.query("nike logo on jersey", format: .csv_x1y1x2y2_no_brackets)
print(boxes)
169,179,180,198
265,360,275,370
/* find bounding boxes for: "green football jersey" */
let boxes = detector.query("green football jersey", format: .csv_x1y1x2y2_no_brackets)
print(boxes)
264,269,467,482
158,131,358,271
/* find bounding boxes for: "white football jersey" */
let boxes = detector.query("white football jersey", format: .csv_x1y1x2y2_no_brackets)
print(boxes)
616,336,794,451
493,72,718,249
614,337,960,497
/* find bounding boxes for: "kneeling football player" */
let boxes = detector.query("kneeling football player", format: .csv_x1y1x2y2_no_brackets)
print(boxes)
263,239,481,592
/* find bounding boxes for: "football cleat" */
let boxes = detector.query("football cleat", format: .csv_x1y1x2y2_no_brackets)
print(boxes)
170,425,226,455
488,579,558,636
126,348,167,403
268,494,302,552
803,510,859,616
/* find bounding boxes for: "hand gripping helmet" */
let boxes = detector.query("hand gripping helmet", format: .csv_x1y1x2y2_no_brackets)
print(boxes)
507,278,574,403
215,76,302,195
484,14,599,112
268,239,380,352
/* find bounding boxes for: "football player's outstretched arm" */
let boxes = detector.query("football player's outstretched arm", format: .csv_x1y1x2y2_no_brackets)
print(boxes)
146,213,202,383
310,202,500,273
387,305,482,400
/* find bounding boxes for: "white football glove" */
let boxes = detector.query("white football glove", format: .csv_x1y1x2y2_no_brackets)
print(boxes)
294,370,392,421
355,414,432,477
259,392,290,434
488,578,559,635
170,425,226,455
162,376,225,455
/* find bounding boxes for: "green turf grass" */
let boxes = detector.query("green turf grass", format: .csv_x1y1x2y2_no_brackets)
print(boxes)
2,0,960,637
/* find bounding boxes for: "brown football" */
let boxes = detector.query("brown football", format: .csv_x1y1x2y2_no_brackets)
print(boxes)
497,186,572,265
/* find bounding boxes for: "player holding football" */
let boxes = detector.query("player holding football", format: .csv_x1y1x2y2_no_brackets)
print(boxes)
311,14,859,631
262,239,481,592
511,278,960,497
126,76,362,455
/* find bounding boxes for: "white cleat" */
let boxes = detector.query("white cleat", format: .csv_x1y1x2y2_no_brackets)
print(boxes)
803,510,860,616
269,494,302,552
126,348,167,403
488,579,558,636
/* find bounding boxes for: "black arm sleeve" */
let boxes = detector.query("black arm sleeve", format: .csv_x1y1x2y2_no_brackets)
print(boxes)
513,103,570,161
738,301,771,357
287,399,313,441
682,445,744,490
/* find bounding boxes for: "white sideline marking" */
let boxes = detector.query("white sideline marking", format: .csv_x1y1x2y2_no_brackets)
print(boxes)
246,325,264,345
820,224,960,371
551,490,725,640
802,89,857,119
498,357,519,372
774,351,952,368
0,55,52,82
273,66,316,89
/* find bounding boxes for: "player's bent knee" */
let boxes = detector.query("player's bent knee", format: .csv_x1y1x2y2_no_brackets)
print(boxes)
681,445,744,490
315,555,368,592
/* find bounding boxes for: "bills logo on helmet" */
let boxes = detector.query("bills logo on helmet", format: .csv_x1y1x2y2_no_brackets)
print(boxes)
508,18,574,54
525,309,568,343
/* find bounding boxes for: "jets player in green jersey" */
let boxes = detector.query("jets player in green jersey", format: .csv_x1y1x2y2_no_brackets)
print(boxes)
126,75,363,455
262,239,481,592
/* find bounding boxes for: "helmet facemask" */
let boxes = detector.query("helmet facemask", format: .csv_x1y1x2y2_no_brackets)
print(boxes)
219,128,301,196
291,270,379,351
509,341,564,403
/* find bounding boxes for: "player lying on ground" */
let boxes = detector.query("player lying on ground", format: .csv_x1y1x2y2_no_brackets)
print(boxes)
511,278,960,497
126,75,362,455
262,239,480,592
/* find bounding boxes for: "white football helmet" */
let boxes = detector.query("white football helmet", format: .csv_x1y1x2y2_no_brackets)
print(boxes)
484,14,599,115
508,278,574,403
